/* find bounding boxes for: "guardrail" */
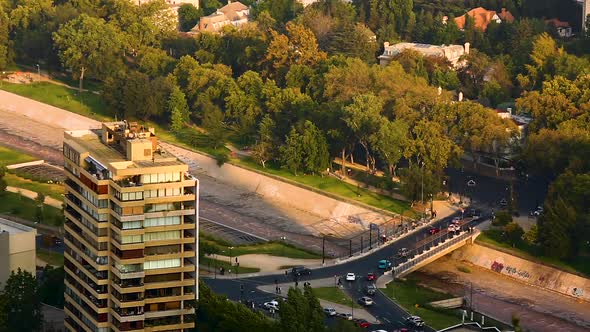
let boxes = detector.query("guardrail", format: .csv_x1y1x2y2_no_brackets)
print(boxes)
394,230,474,277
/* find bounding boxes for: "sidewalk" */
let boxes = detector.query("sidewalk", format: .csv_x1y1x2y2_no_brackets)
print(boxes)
257,278,379,323
6,186,62,209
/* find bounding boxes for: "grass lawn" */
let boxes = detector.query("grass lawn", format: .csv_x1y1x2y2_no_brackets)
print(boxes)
235,158,413,216
477,230,590,277
312,287,360,308
4,173,64,201
0,192,63,226
381,278,460,330
0,145,36,165
200,256,260,274
201,234,321,259
1,82,111,121
37,249,64,266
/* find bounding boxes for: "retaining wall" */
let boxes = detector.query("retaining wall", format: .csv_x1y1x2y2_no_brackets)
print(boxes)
452,243,590,302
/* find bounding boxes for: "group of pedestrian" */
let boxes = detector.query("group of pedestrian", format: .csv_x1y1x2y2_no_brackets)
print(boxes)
275,286,282,294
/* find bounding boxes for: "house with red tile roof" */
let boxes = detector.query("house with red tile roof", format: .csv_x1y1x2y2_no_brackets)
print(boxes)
545,18,573,38
455,7,514,31
193,1,249,33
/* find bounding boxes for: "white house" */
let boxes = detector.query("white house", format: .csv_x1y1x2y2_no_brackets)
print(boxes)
378,42,470,68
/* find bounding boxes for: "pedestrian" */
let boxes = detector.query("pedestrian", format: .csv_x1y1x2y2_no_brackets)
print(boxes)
278,287,282,294
285,270,288,277
295,281,299,287
275,286,279,294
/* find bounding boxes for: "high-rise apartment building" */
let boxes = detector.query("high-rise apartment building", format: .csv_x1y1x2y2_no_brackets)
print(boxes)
62,121,199,332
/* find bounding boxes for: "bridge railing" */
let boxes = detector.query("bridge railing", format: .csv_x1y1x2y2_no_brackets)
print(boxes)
394,230,474,276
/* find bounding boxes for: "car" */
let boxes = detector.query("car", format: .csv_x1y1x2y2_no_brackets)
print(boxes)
354,318,371,328
467,179,476,187
345,273,356,281
378,259,392,269
323,307,336,316
428,227,440,235
371,330,388,332
365,284,377,296
263,300,280,311
500,198,508,206
448,224,459,232
467,209,481,219
358,296,374,306
367,272,376,281
452,217,462,224
532,206,543,216
336,312,353,320
397,248,409,258
405,315,425,327
291,266,311,276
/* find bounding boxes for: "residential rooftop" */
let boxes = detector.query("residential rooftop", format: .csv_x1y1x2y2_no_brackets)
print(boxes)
0,217,35,234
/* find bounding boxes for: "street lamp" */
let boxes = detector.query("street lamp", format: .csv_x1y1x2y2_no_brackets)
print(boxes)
429,193,434,219
322,235,325,264
421,161,425,221
36,64,40,78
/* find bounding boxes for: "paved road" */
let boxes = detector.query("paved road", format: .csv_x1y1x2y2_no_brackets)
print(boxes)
204,211,485,331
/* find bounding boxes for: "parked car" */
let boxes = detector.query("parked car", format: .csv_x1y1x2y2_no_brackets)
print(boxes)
405,315,425,327
452,217,462,224
397,248,409,258
291,266,312,276
323,307,336,316
500,198,508,207
467,179,476,187
378,259,392,269
358,296,374,306
365,284,377,296
367,272,376,281
346,273,356,281
428,227,440,235
532,206,543,216
354,318,371,328
336,312,353,320
448,224,459,232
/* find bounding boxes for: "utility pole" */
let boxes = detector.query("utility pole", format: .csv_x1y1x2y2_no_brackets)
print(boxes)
322,235,325,264
360,236,363,253
369,226,372,250
421,161,425,221
235,257,239,279
349,239,352,257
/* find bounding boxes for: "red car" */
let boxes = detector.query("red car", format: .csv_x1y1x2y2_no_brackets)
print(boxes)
367,272,376,281
428,227,440,235
354,318,370,328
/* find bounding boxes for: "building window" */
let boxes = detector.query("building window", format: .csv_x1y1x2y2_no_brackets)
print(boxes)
144,258,181,270
63,143,80,165
144,230,180,242
144,216,181,228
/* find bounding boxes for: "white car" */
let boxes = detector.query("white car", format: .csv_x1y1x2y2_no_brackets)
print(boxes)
263,300,279,311
406,315,425,327
323,307,336,316
345,273,356,281
467,179,476,187
533,206,543,216
448,224,458,232
358,296,374,306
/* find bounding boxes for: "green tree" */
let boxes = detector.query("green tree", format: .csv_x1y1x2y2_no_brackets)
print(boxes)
201,107,226,149
0,6,10,70
178,3,203,32
252,115,276,168
38,266,64,308
523,224,539,245
53,14,123,91
370,119,408,177
138,47,175,77
0,164,6,195
280,127,304,175
2,268,42,332
168,85,190,133
399,164,440,203
343,93,383,172
278,285,324,332
300,121,330,174
493,210,512,227
504,222,524,246
253,0,303,25
123,71,154,120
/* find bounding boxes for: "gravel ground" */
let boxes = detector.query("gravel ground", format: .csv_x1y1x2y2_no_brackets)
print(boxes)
414,256,590,332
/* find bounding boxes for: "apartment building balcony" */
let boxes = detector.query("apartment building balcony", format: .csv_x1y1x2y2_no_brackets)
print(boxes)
111,317,144,332
112,262,145,280
111,306,145,323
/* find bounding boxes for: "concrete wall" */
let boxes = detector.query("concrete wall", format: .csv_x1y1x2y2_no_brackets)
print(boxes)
162,142,396,231
451,243,590,302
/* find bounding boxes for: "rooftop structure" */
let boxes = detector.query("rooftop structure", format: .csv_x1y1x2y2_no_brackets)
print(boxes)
193,1,249,33
454,7,515,31
63,121,199,332
0,217,36,286
379,42,470,68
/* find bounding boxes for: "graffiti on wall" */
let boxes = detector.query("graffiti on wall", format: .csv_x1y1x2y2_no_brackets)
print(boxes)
505,266,531,279
572,287,584,297
491,261,504,273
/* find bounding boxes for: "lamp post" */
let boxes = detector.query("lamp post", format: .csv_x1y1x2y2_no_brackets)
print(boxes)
36,64,40,78
429,193,434,219
421,161,425,221
235,257,239,279
228,246,234,264
322,235,325,264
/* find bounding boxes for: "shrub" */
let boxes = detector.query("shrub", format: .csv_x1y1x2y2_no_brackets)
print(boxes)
457,266,471,273
492,210,512,226
504,222,524,247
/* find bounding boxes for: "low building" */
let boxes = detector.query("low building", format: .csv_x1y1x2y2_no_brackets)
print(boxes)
546,18,573,38
455,7,514,31
379,42,470,68
193,1,249,33
0,218,36,286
